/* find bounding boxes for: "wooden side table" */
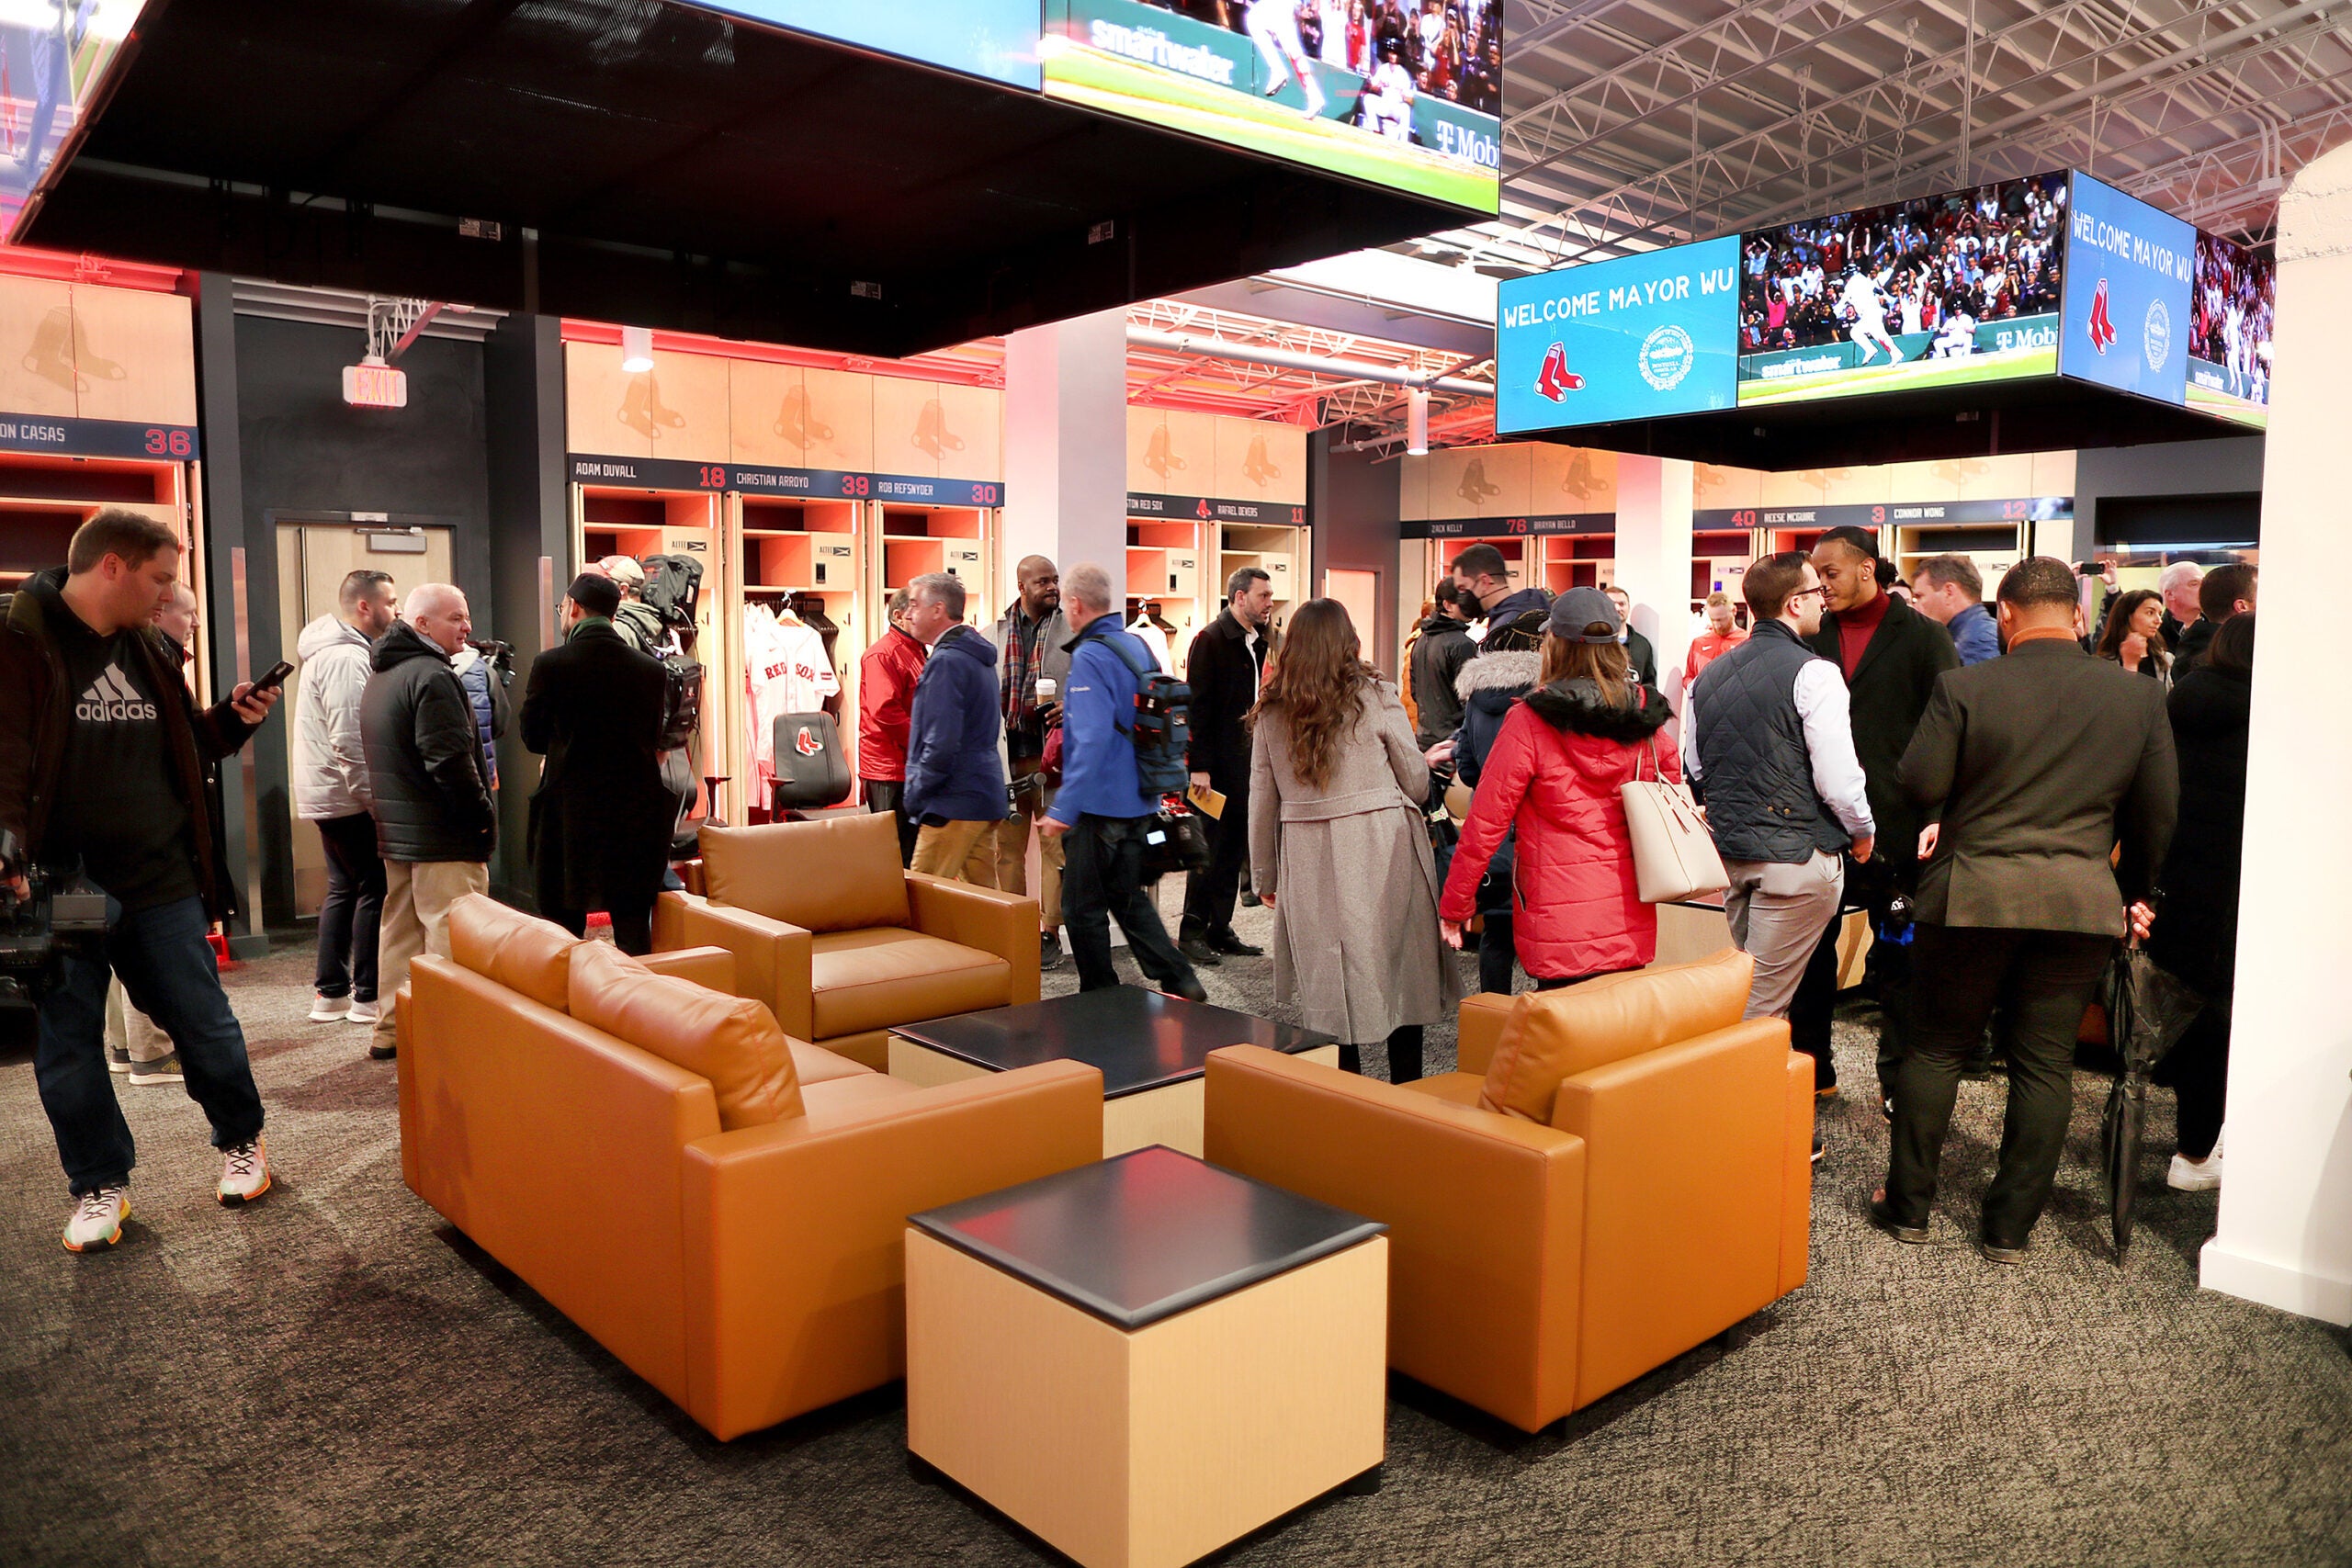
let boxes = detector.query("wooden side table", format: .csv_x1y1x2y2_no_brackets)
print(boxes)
905,1146,1387,1568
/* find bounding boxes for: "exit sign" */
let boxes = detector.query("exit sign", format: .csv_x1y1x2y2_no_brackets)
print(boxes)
342,363,408,408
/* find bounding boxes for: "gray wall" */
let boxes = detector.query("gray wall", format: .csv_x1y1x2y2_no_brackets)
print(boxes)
1307,435,1405,675
2074,434,2266,554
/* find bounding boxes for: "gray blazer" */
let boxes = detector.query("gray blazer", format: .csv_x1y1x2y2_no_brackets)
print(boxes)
1899,634,2177,937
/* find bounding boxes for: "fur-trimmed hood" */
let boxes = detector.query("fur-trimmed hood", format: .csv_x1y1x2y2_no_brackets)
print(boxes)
1522,676,1673,740
1455,649,1541,713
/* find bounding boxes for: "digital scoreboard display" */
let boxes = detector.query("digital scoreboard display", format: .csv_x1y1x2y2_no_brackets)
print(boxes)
1040,0,1501,214
1496,237,1740,435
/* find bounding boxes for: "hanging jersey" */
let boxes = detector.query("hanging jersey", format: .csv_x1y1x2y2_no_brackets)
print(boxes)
748,616,839,788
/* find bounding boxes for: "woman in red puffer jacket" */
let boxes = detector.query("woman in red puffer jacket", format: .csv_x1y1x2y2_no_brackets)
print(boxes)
1439,588,1676,987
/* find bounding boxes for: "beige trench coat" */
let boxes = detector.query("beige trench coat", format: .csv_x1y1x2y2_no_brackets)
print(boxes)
1249,678,1463,1043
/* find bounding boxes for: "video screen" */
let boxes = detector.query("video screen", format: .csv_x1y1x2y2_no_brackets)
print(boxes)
1042,0,1502,214
0,0,147,244
1495,236,1741,434
1736,171,2070,407
2188,232,2275,429
698,2,1045,88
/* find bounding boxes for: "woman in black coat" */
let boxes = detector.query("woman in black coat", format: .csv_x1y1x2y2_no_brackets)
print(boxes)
2148,612,2254,1190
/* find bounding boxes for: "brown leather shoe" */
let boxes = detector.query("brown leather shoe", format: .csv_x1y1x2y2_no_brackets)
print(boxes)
1868,1190,1929,1245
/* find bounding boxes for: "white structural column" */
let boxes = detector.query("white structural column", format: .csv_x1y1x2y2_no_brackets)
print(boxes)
1003,308,1129,597
1611,455,1696,708
2199,141,2352,1326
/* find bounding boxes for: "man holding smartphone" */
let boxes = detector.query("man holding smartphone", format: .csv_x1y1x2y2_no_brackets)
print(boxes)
0,510,284,1253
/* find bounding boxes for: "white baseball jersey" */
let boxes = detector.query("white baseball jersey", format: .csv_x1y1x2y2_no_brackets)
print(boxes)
746,614,839,785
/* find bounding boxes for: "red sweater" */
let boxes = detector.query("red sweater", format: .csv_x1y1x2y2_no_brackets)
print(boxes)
1836,591,1890,679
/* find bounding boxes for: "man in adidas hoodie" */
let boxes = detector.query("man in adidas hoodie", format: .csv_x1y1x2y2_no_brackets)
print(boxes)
0,511,282,1252
293,568,399,1028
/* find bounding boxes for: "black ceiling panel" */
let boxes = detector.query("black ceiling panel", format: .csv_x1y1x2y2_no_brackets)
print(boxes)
26,0,1464,355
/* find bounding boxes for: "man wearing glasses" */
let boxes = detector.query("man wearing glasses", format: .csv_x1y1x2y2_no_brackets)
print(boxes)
1686,553,1875,1111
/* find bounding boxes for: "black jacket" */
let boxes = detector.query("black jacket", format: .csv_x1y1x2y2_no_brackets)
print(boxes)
1623,627,1658,690
1184,607,1271,791
1408,612,1475,747
521,619,674,911
1899,635,2176,937
1807,594,1960,855
2173,616,2215,675
0,568,255,920
2148,662,2250,993
361,620,495,863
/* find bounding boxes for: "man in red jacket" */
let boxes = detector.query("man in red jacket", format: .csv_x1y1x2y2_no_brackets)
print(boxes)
856,588,926,864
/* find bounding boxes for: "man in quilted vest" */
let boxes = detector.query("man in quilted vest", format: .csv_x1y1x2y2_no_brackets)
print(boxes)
1686,552,1875,1096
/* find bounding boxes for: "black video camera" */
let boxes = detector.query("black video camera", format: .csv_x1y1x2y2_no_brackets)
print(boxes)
0,829,109,1007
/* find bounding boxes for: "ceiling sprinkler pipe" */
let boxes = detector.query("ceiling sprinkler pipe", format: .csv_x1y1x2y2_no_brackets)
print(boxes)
1125,327,1494,399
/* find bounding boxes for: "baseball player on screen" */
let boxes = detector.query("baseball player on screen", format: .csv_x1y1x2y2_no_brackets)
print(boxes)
1840,266,1903,365
1361,39,1415,141
1245,0,1328,118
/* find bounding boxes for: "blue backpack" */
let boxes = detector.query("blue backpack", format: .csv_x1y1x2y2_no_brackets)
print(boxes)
1100,629,1193,796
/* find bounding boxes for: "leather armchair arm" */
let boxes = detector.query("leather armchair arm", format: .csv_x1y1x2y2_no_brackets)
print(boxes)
678,1060,1102,1440
1779,1048,1815,1298
906,872,1041,1004
1203,1044,1587,1435
1455,991,1517,1076
1547,1016,1797,1410
639,945,738,994
654,892,816,1040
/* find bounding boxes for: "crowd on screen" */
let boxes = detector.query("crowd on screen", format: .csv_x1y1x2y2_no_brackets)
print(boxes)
1152,0,1503,116
1738,174,2068,356
2192,235,2275,401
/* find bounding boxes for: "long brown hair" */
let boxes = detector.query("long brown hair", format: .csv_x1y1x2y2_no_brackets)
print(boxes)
1249,598,1380,789
2096,588,2168,671
1538,626,1633,708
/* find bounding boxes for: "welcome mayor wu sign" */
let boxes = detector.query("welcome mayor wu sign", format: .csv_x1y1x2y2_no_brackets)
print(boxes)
1496,237,1742,435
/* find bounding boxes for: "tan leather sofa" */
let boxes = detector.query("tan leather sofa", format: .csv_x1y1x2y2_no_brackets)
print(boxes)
1203,949,1813,1434
650,813,1039,1069
399,896,1101,1441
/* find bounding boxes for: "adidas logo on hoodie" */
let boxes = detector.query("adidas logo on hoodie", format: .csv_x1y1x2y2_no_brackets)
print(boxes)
76,662,158,723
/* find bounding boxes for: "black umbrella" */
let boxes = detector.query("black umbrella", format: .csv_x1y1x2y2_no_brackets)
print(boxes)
2099,940,2206,1259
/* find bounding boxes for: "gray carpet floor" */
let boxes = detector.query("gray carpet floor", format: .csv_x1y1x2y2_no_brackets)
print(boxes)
3,888,2347,1568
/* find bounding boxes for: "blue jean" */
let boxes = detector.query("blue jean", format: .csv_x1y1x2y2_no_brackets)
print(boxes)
35,895,266,1195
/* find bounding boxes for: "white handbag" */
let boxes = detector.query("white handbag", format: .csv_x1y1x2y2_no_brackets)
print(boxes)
1619,737,1729,904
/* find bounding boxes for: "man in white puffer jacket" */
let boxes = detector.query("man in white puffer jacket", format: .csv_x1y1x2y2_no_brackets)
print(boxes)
293,570,398,1025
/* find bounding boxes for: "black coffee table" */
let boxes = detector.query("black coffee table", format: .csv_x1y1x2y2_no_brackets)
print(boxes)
887,987,1342,1157
903,1147,1388,1567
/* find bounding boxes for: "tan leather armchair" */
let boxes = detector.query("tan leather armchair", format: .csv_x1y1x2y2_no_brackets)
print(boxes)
401,896,1101,1441
1203,949,1813,1434
651,813,1039,1069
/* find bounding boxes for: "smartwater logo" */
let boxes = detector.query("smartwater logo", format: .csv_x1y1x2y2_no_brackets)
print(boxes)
1088,21,1238,85
77,662,156,723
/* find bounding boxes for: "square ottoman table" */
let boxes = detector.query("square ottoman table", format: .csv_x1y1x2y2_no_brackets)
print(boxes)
906,1145,1387,1568
888,987,1340,1157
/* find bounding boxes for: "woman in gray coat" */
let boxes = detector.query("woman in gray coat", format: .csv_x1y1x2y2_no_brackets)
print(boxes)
1249,599,1461,1080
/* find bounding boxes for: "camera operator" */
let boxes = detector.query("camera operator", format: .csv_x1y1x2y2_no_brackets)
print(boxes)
0,510,283,1253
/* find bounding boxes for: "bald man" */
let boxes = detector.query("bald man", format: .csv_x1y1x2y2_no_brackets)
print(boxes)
985,555,1073,970
358,582,496,1061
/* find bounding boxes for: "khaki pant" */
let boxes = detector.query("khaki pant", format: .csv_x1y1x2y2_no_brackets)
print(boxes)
375,860,490,1055
992,769,1064,931
910,819,998,887
105,976,174,1064
1723,851,1845,1022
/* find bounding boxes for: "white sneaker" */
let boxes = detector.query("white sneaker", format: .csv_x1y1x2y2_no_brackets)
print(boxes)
309,993,351,1022
63,1185,130,1253
2167,1148,2222,1191
217,1138,272,1206
346,999,380,1026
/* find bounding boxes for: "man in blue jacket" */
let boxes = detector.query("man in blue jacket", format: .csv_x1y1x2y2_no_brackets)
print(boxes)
1911,555,1999,666
1039,563,1206,1000
901,572,1007,885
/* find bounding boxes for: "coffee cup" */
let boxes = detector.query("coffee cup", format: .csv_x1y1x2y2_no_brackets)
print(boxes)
1035,676,1057,702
